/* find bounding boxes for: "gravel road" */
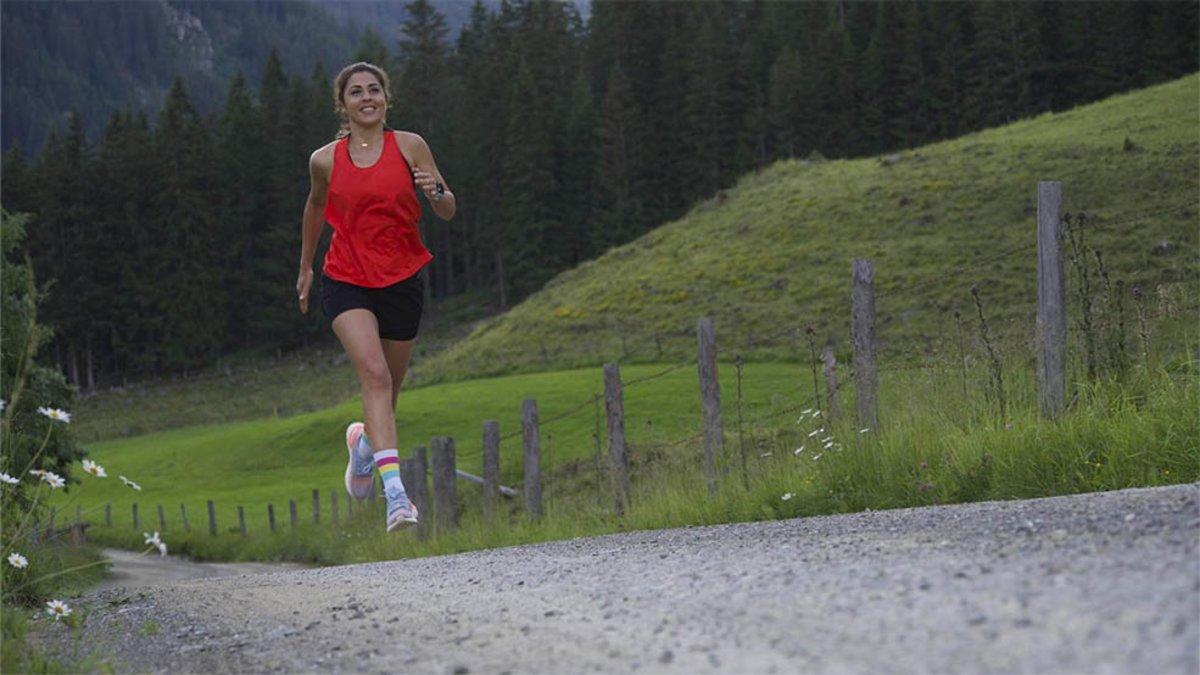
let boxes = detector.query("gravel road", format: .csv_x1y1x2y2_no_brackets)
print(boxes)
48,483,1198,674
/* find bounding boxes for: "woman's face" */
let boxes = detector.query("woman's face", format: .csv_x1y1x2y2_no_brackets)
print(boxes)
342,71,387,127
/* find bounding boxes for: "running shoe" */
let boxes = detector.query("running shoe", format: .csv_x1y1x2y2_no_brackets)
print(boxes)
344,422,375,500
385,486,419,531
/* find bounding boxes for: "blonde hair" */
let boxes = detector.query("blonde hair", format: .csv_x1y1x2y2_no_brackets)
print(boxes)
332,61,392,138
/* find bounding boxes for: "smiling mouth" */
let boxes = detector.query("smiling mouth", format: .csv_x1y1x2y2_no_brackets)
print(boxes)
360,106,378,114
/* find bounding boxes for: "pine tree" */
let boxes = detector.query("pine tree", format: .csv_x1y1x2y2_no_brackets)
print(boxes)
591,62,645,254
561,65,597,263
768,45,805,159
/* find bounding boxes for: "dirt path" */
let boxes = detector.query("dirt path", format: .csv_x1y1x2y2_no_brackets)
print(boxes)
92,548,307,593
45,483,1199,674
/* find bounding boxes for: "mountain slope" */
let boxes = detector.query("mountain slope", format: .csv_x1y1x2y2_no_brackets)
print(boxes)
428,74,1199,379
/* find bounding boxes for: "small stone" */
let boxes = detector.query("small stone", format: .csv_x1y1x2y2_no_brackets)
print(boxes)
452,666,470,675
659,650,674,664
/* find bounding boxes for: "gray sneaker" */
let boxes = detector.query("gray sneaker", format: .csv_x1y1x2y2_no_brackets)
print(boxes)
385,486,418,531
344,422,375,500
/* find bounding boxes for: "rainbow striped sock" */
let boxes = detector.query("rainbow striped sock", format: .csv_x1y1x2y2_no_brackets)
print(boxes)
372,449,407,500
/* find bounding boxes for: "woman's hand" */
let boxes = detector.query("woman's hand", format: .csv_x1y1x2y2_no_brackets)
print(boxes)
412,165,444,202
296,268,314,314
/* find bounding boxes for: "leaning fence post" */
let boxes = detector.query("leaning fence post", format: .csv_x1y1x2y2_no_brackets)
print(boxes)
482,420,500,519
697,317,723,495
1037,180,1066,419
603,364,631,515
522,400,543,521
131,504,138,530
851,259,879,432
237,506,247,537
180,504,189,532
312,489,320,524
206,500,217,536
822,346,841,421
431,436,458,531
409,446,430,538
268,503,277,533
288,499,298,528
331,489,339,524
157,504,166,531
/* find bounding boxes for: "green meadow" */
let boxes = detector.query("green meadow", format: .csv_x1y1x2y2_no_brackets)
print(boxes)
56,74,1200,564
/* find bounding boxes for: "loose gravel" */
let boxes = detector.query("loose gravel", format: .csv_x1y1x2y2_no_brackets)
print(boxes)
42,483,1199,674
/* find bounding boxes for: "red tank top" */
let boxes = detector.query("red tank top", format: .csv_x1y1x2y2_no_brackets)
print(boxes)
322,132,432,288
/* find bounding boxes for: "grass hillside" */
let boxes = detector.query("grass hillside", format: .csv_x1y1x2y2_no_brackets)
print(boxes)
426,74,1199,380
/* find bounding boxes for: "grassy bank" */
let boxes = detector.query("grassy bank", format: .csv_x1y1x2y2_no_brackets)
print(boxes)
75,352,1198,566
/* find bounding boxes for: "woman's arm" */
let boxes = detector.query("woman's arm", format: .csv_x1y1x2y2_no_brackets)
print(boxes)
400,131,456,221
297,146,333,314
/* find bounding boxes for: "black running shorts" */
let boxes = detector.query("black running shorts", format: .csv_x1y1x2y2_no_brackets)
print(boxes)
320,271,425,341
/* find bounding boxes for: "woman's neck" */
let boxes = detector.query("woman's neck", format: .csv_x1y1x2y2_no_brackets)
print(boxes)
348,123,386,148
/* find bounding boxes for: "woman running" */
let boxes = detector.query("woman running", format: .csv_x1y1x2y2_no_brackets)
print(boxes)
296,62,456,531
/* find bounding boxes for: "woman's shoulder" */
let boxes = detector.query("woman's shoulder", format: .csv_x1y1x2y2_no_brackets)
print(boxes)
392,130,429,153
310,139,339,172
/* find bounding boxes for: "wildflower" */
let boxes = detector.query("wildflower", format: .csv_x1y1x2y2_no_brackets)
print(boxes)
45,600,72,621
82,459,107,478
823,441,834,450
812,453,823,461
119,475,142,491
143,531,162,547
28,469,47,477
41,472,65,489
807,429,821,438
820,436,833,444
7,553,28,569
793,446,805,456
0,399,5,411
812,410,821,418
781,493,794,501
156,541,168,557
759,452,773,458
859,428,870,434
36,407,71,423
0,472,19,485
800,408,813,415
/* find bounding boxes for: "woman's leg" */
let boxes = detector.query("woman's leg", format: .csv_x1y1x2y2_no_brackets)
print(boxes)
381,339,416,408
332,309,397,451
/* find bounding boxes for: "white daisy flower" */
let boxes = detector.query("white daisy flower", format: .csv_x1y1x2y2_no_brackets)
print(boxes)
0,472,19,485
807,429,821,438
800,408,813,415
812,410,821,418
143,531,162,547
793,446,805,456
820,436,833,444
41,472,65,489
45,599,72,621
823,441,834,450
781,493,794,501
28,469,47,477
119,475,142,491
7,552,28,569
812,453,823,461
760,452,773,458
859,428,870,434
81,459,107,478
36,407,71,423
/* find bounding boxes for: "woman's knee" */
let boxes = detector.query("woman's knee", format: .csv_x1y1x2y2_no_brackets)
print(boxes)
359,359,393,394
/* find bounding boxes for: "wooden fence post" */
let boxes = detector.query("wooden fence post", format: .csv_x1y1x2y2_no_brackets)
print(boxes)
157,504,166,531
104,503,111,528
206,500,217,536
1037,180,1066,419
237,506,246,537
180,504,190,532
431,436,458,531
603,363,631,515
409,446,430,538
331,489,339,524
312,489,320,524
289,499,298,528
697,317,723,495
268,503,276,533
822,346,841,421
131,504,138,530
482,420,500,519
522,400,542,521
851,259,879,432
